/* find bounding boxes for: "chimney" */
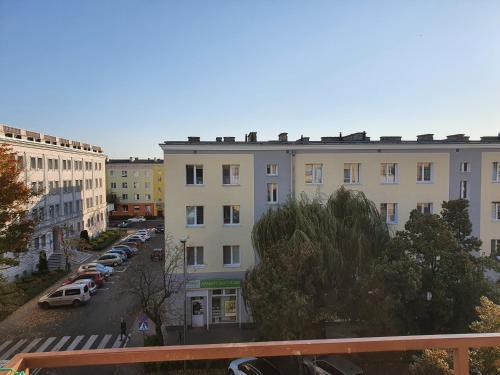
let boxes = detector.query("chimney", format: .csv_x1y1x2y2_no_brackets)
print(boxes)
129,157,133,161
446,134,469,142
417,134,434,142
223,137,235,142
216,137,222,142
188,136,200,143
248,132,257,142
135,157,139,161
278,133,288,142
380,136,402,143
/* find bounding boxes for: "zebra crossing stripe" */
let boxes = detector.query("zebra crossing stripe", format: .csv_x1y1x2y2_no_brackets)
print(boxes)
36,337,56,352
51,336,71,352
81,335,98,350
65,335,84,351
21,338,42,353
0,340,12,356
2,339,27,360
97,334,112,349
111,335,122,348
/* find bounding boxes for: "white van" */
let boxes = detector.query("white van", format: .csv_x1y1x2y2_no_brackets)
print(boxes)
38,284,91,308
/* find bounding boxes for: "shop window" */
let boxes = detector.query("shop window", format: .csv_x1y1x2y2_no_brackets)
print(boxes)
211,289,237,323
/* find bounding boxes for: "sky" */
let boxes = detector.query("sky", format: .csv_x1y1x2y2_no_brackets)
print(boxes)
1,1,500,158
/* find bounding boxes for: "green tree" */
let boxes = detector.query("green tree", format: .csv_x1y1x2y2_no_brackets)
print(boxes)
409,349,453,375
38,250,48,273
0,144,36,266
244,188,390,340
441,199,482,252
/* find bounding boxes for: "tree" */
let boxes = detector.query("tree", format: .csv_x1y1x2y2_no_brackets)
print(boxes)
409,349,453,375
126,235,183,345
38,251,48,273
441,199,482,252
244,188,390,340
0,144,36,266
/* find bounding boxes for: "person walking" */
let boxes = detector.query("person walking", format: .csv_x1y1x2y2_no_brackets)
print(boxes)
120,317,127,341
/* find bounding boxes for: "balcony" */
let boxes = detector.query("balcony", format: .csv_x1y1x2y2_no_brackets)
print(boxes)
3,333,499,374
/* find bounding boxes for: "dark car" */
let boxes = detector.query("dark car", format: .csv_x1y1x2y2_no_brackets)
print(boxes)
117,221,129,228
111,245,135,257
155,225,164,233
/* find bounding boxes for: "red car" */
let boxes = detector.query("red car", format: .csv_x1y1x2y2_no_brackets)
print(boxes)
63,272,105,287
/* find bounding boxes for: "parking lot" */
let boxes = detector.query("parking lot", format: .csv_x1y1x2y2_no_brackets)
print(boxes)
0,220,165,374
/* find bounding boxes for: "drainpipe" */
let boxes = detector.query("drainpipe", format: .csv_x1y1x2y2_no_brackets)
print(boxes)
290,150,295,199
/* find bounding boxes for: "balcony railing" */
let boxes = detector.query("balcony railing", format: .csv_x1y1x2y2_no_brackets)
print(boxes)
3,333,500,374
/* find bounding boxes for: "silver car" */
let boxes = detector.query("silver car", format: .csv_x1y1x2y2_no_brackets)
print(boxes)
71,278,97,294
38,284,90,308
97,253,123,266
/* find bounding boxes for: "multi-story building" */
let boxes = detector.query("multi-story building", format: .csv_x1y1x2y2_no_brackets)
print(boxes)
160,131,500,328
106,158,164,218
0,124,107,281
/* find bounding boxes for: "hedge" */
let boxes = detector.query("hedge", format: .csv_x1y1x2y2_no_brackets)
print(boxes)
89,230,125,251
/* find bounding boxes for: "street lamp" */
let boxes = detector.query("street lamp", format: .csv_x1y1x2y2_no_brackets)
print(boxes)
180,237,187,346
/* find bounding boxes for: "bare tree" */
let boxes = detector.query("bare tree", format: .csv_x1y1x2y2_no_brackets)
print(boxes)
126,234,184,345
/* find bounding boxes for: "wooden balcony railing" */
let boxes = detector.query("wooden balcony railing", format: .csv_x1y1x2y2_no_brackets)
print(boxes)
4,333,500,375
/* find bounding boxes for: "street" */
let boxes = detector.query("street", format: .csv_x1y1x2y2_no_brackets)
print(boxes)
0,220,164,374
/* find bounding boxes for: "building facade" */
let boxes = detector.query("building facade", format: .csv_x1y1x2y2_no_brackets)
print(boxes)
106,158,164,218
0,124,107,281
160,132,500,328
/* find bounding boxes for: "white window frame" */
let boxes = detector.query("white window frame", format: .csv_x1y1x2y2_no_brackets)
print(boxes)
460,180,468,199
305,163,323,184
460,162,470,173
380,163,399,184
343,163,361,184
222,165,240,185
493,203,500,221
121,170,127,178
417,162,433,183
266,164,278,176
186,165,204,185
417,202,433,215
223,245,240,267
186,246,204,267
380,203,398,224
223,205,240,225
122,194,128,200
186,206,204,226
110,182,116,189
492,162,500,182
134,194,140,201
267,183,278,204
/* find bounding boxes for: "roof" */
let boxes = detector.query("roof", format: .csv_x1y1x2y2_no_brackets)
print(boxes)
107,158,163,164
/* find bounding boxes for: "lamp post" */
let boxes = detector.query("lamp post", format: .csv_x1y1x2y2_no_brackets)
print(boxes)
180,237,187,346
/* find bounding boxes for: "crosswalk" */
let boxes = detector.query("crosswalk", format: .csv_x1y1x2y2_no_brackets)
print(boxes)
0,333,130,363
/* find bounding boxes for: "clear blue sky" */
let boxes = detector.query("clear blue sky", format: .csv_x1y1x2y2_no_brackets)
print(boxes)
1,1,500,158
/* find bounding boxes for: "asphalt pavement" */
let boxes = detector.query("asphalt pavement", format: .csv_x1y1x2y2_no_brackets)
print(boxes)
0,220,165,375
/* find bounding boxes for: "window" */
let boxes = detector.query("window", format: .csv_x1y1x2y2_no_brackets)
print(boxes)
144,182,150,189
134,194,140,200
48,159,53,170
492,162,500,182
31,182,37,192
460,180,468,199
343,163,361,184
54,159,58,169
34,237,39,250
186,165,204,185
267,183,278,203
223,245,240,267
493,203,500,220
133,206,140,211
186,246,204,266
122,194,128,200
145,194,151,200
122,205,128,212
417,162,433,182
122,182,128,188
49,290,63,298
417,202,433,215
186,206,204,226
491,239,500,257
65,288,81,297
37,158,43,169
380,163,399,184
133,171,140,177
133,182,138,189
41,235,46,248
121,170,127,177
380,203,398,224
111,182,116,188
305,164,323,184
223,205,240,225
266,164,278,176
99,178,103,187
222,165,240,185
110,170,115,177
460,162,470,172
16,155,24,168
49,205,55,218
37,181,44,193
30,157,36,169
55,204,59,216
95,178,98,188
62,160,67,170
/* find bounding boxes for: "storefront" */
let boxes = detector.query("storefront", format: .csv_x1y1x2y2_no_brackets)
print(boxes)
186,279,243,329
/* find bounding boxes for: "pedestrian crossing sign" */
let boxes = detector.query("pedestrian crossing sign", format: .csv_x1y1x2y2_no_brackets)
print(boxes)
138,321,149,331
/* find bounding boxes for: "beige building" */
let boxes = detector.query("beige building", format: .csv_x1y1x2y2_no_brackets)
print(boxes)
106,158,164,218
0,124,107,281
160,132,500,328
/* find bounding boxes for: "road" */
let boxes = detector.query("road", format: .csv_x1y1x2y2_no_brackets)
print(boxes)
0,220,164,374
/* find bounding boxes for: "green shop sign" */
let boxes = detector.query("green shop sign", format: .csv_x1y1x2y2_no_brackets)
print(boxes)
186,279,241,289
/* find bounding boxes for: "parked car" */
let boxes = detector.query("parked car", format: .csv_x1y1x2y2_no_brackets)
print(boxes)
71,278,97,295
38,284,90,308
111,245,135,257
312,356,364,375
97,253,123,267
134,230,150,240
229,357,329,375
78,263,113,277
106,248,128,261
114,244,138,255
154,225,164,233
228,358,281,375
121,241,140,249
117,221,129,228
63,272,105,287
127,216,146,223
127,235,146,243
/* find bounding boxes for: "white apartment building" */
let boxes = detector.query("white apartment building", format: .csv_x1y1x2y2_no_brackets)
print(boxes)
0,125,108,281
